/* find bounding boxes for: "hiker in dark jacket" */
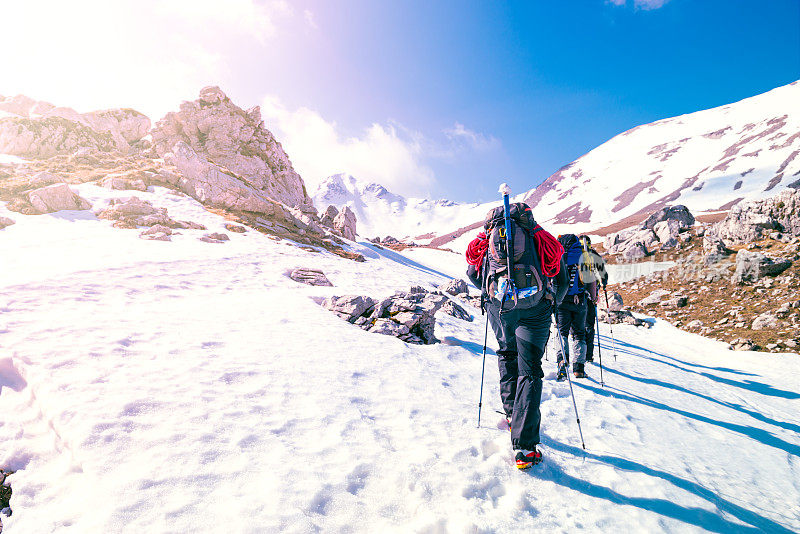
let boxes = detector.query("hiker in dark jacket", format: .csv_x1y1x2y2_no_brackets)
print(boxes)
466,203,568,469
555,234,589,379
578,235,608,363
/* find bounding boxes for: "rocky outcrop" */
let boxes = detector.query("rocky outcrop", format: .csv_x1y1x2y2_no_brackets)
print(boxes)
0,95,150,157
641,205,695,231
139,225,172,241
714,188,800,244
599,291,624,311
224,223,246,233
199,232,230,244
442,279,468,296
333,206,357,241
321,287,472,344
26,184,92,213
729,338,757,351
732,249,792,284
290,268,333,286
320,205,338,228
96,197,204,230
0,217,14,229
604,205,695,259
151,86,314,214
702,234,729,265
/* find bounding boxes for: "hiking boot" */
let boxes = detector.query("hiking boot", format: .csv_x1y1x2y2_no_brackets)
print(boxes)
573,364,587,378
556,363,567,381
515,448,543,469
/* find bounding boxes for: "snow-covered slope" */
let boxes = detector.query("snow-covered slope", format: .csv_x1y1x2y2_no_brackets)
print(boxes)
1,185,799,532
521,80,800,235
312,173,492,241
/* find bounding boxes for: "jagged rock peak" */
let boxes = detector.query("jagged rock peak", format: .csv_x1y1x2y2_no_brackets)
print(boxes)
152,86,314,213
0,94,150,158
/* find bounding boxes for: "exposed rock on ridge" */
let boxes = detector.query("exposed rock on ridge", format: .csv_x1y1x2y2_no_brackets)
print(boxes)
0,94,150,157
151,86,314,214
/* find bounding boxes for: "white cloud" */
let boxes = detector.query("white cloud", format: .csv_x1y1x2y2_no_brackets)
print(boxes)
606,0,670,9
304,9,319,30
0,0,294,119
634,0,669,9
260,96,436,197
443,122,500,152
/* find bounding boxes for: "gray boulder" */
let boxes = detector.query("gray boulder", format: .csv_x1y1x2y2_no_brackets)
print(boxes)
732,250,792,284
370,318,410,337
323,295,377,323
638,289,670,306
702,234,729,265
660,296,688,309
27,184,92,213
0,216,15,229
139,225,172,241
200,232,230,243
599,291,624,311
752,313,779,331
728,338,756,351
622,242,648,261
289,268,333,286
442,279,468,296
441,300,473,322
654,219,682,243
641,205,695,231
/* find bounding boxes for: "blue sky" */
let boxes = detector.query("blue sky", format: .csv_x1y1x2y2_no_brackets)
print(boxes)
2,0,798,202
259,0,800,201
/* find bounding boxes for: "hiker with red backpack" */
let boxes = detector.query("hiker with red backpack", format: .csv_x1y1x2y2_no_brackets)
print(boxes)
466,185,569,469
555,234,590,379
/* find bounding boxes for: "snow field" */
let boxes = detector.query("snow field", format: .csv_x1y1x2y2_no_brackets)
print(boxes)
1,186,799,532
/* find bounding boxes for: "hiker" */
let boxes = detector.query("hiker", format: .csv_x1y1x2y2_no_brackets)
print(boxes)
578,235,608,363
555,234,590,379
466,201,568,469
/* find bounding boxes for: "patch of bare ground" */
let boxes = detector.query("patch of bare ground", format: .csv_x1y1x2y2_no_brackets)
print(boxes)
609,233,800,353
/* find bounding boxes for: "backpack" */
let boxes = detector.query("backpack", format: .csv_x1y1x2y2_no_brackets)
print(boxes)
482,202,553,311
558,234,584,297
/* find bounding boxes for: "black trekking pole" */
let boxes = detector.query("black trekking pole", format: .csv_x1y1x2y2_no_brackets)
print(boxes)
553,312,586,450
477,310,489,428
595,311,604,387
602,287,618,361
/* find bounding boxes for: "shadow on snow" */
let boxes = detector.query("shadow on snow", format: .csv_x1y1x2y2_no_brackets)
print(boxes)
601,366,800,435
574,381,800,458
536,437,795,533
599,337,799,400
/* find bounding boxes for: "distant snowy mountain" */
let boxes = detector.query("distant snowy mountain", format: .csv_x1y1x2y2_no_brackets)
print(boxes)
519,80,800,235
311,173,481,240
409,80,800,252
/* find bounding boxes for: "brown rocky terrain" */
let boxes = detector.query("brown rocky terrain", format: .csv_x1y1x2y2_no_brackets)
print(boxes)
601,191,800,353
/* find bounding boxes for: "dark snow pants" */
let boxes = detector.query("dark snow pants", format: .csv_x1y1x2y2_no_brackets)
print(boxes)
488,301,552,450
556,297,587,370
585,300,597,359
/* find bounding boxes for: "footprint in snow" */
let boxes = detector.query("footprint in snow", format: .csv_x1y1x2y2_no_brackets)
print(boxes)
345,463,371,495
